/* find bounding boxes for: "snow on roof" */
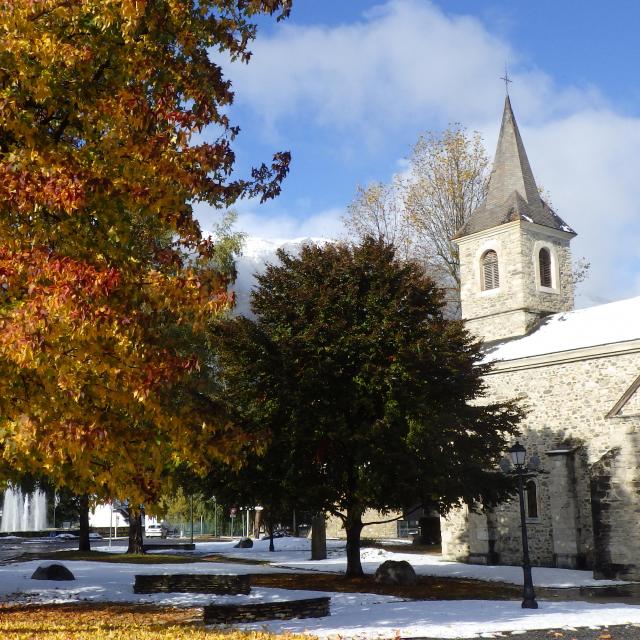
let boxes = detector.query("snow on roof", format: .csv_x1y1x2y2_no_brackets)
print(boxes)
482,296,640,364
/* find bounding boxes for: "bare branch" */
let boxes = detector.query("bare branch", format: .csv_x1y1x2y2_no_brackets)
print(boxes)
362,504,424,527
342,125,490,317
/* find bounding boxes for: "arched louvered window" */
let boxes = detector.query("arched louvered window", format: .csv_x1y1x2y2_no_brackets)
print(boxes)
539,248,552,288
526,479,538,519
481,250,499,290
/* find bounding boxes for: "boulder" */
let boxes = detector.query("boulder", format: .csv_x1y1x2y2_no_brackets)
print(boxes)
234,537,253,549
31,564,75,581
374,559,417,586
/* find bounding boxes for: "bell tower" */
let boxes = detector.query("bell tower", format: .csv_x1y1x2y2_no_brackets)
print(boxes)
453,97,576,343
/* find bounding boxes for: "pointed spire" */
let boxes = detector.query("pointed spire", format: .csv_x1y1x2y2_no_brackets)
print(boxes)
455,97,575,239
485,96,540,211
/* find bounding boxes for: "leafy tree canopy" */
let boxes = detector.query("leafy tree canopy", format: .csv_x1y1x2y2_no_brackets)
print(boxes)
0,0,291,506
213,238,523,576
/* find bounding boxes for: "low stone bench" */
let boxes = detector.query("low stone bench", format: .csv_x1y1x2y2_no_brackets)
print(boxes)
134,573,250,594
203,596,331,624
143,543,196,551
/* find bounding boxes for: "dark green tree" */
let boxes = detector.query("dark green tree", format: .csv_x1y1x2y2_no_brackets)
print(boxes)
215,238,523,576
204,316,317,550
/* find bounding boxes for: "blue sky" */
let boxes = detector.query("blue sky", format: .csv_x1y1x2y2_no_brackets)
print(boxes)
196,0,640,306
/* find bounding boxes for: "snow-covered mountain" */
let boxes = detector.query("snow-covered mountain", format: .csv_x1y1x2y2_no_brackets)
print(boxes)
232,236,330,317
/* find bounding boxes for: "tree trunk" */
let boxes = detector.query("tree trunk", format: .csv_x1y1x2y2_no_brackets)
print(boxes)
268,518,275,552
127,509,145,554
78,494,91,552
311,513,327,560
344,510,364,577
254,508,262,538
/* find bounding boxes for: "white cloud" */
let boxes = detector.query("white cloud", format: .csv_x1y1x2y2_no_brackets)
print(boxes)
214,0,639,306
229,0,603,135
194,201,344,243
515,109,640,304
234,206,345,242
195,202,345,317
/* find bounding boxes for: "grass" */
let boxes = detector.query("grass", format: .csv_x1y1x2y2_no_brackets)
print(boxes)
20,550,200,564
19,549,272,565
249,571,522,600
201,554,271,566
0,603,305,639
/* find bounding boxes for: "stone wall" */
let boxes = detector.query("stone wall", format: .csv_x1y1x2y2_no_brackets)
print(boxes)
133,573,250,594
441,505,470,561
456,221,573,343
326,510,401,540
203,597,331,624
441,343,640,579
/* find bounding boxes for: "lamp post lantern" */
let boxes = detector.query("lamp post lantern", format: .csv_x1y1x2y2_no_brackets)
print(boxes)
508,440,538,609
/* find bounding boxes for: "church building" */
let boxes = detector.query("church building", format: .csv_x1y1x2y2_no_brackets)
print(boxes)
441,96,640,580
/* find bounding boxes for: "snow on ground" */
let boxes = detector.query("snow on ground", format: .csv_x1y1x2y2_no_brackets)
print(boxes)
4,541,640,637
154,536,347,564
164,538,625,588
248,598,640,639
275,545,627,588
0,558,297,606
3,558,640,638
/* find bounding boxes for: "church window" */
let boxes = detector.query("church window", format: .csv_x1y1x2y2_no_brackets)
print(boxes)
525,480,538,519
481,250,499,290
539,248,552,288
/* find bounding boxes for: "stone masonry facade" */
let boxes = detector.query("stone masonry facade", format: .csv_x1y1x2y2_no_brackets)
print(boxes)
325,510,401,540
442,94,640,580
457,220,574,343
442,344,640,579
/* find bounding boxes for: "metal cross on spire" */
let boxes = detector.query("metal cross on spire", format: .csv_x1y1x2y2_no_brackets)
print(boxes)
500,64,513,95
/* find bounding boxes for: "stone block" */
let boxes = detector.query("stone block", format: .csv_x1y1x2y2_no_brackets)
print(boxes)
203,597,331,624
133,573,250,594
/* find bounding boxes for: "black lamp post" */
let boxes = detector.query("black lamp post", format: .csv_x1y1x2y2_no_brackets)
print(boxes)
190,494,194,545
508,441,538,609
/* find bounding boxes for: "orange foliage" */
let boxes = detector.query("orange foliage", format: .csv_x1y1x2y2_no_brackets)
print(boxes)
0,602,308,639
0,0,290,502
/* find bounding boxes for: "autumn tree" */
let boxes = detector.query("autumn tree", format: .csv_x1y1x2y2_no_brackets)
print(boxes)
215,238,523,577
0,0,291,551
343,182,415,261
404,126,489,294
343,126,489,312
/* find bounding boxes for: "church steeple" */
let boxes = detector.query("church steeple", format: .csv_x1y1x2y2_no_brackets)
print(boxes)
485,96,540,213
455,97,574,239
453,96,576,344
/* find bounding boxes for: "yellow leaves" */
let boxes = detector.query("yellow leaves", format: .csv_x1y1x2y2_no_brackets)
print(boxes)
12,414,37,449
121,0,148,40
0,0,287,504
0,603,310,640
0,244,235,502
0,155,86,216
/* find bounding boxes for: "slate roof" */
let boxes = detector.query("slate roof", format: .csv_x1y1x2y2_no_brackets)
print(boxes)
455,96,576,239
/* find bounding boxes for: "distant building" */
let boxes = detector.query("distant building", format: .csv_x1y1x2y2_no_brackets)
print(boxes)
441,97,640,580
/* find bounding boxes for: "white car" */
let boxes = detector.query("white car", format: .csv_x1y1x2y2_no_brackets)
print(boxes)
145,523,164,538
